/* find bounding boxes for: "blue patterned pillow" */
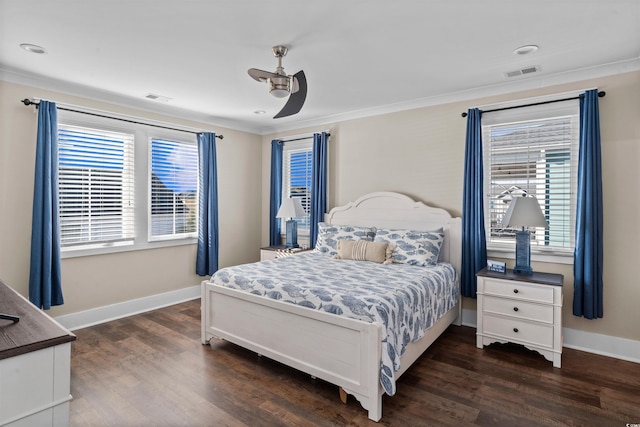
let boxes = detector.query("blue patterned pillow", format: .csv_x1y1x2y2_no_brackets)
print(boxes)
374,228,444,266
314,223,376,256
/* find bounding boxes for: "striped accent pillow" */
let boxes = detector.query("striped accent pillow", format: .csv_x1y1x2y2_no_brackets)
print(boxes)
333,239,392,264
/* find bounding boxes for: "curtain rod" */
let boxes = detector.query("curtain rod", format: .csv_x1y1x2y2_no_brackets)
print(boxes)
278,131,331,143
21,98,224,139
460,91,606,117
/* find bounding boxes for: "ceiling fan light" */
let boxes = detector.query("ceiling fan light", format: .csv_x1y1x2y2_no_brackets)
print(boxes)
270,88,289,98
269,77,290,98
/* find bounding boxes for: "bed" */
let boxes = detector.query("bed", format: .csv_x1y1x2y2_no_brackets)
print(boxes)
201,192,462,421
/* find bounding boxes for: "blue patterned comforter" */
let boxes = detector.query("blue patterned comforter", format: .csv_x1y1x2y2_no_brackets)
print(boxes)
209,252,458,396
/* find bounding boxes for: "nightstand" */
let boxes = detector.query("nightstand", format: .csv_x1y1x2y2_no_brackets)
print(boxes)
260,245,312,261
476,267,564,367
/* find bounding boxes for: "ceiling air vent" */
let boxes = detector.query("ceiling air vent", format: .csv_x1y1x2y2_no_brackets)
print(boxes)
504,65,541,78
144,93,172,102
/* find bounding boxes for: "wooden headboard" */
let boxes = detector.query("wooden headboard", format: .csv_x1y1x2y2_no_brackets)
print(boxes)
325,192,462,281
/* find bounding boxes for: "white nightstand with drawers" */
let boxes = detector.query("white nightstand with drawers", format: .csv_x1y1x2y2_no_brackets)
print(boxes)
476,267,564,367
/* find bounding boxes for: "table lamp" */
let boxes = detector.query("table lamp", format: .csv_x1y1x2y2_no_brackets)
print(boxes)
502,195,548,275
276,197,305,248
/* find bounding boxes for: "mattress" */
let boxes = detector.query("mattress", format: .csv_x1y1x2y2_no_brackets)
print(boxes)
209,252,458,395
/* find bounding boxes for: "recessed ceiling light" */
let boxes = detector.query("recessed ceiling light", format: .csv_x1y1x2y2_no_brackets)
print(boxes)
20,43,47,54
513,45,539,55
253,110,266,115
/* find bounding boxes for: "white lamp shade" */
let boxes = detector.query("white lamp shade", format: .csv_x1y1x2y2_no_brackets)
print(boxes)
276,197,305,219
502,196,548,228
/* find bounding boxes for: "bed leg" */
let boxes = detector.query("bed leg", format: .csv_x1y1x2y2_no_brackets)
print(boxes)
368,394,383,422
339,387,348,404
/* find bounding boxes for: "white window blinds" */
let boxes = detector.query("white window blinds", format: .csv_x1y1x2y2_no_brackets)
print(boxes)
483,106,579,253
283,140,312,230
58,125,135,247
149,138,198,239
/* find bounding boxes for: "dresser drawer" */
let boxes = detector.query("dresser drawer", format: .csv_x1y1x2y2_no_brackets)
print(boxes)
483,296,554,323
483,314,554,348
483,278,554,304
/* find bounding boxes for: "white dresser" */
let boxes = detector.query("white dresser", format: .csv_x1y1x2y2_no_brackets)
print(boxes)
0,280,76,426
476,268,563,367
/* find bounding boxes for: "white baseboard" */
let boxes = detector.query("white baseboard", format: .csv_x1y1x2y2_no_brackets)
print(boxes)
562,328,640,364
54,285,200,331
461,308,640,365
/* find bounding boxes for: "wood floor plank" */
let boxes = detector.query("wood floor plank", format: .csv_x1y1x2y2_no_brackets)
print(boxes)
69,299,640,426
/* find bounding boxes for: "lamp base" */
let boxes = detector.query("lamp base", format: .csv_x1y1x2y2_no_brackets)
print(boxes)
513,266,533,275
284,219,298,248
513,229,533,275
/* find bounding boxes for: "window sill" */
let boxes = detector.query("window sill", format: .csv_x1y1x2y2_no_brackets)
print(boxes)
487,247,574,265
61,238,197,259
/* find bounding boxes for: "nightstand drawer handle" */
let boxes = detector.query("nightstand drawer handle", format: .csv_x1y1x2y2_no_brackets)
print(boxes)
513,307,519,312
513,289,519,294
513,328,519,333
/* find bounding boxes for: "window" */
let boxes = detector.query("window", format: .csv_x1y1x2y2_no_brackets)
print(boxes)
57,109,200,256
58,125,135,247
482,101,579,256
282,140,312,233
149,138,198,240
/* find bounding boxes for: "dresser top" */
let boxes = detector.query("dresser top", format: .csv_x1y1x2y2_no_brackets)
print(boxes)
477,267,564,286
0,280,76,360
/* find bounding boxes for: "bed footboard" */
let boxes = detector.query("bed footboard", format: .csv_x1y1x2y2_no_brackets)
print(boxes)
201,280,384,421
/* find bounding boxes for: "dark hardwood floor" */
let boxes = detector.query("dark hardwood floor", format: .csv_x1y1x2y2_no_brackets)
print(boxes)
70,299,640,426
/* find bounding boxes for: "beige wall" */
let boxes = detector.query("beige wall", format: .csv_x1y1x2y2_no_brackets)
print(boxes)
0,80,262,317
262,71,640,342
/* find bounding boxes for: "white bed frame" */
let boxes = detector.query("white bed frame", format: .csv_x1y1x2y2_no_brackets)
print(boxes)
201,192,462,421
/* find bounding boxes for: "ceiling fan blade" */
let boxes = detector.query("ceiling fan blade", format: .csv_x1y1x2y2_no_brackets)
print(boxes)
248,68,279,82
274,70,307,119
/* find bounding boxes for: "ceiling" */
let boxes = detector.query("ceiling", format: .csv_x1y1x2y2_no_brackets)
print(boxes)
1,1,639,135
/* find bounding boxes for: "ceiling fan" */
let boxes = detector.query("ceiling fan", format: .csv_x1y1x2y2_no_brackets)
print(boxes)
248,46,307,119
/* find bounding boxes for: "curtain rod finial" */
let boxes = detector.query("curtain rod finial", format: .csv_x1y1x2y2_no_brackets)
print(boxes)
21,98,34,106
461,112,468,118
